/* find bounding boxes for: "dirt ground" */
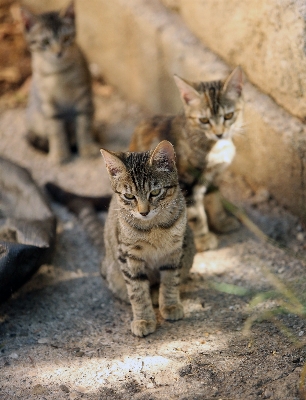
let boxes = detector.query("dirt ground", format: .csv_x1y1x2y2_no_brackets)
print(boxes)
1,2,306,400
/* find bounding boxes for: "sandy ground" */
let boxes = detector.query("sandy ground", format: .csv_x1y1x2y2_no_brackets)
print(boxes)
1,87,306,400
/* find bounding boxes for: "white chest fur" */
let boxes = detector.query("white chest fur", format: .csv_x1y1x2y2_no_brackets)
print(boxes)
207,139,236,168
204,139,236,184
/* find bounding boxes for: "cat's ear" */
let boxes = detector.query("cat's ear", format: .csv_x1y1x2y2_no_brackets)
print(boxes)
174,75,201,107
223,66,243,100
100,149,127,179
149,140,176,172
20,7,37,32
60,1,75,21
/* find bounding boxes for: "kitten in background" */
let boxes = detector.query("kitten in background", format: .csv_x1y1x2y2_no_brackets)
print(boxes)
100,141,195,337
21,1,98,164
130,67,244,252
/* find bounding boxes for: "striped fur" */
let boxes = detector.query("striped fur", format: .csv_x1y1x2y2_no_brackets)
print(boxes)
130,67,244,251
101,141,195,337
21,2,98,164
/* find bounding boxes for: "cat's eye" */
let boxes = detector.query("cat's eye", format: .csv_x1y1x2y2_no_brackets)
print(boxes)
150,189,161,197
124,193,135,200
199,117,210,124
224,112,234,120
41,38,50,47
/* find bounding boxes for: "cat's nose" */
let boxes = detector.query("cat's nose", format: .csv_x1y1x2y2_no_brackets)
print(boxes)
216,133,223,139
140,211,149,216
57,51,63,58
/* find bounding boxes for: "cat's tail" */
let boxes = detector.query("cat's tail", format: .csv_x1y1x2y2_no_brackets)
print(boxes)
45,182,111,249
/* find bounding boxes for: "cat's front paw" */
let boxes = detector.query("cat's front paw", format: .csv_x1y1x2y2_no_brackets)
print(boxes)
79,142,100,158
131,319,156,337
194,232,218,252
160,303,184,321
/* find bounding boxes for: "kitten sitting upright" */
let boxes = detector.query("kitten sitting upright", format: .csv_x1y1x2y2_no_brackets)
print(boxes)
21,1,98,164
130,67,244,252
101,141,195,337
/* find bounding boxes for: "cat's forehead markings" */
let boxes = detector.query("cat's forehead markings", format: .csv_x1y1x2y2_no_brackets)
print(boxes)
203,90,213,112
205,108,212,118
200,80,223,115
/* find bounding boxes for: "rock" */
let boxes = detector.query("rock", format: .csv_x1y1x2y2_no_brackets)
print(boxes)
296,232,304,242
37,338,49,344
60,384,70,393
32,384,45,395
69,392,78,400
75,385,89,393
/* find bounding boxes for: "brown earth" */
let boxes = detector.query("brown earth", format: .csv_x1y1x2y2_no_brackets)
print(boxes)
1,2,306,399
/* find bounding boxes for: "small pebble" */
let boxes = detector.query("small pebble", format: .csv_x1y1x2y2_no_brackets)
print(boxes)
263,389,273,398
297,224,303,232
38,338,49,344
32,384,45,395
63,221,74,230
299,331,304,337
9,353,18,359
296,233,304,242
75,385,88,393
60,384,70,393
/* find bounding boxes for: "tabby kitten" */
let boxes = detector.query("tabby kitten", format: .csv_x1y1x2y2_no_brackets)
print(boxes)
21,2,98,164
101,141,195,337
130,67,244,252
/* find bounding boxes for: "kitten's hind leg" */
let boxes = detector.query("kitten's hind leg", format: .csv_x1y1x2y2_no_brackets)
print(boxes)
180,225,196,282
205,190,240,233
25,109,49,153
46,118,70,164
187,203,218,252
75,114,99,158
187,184,218,252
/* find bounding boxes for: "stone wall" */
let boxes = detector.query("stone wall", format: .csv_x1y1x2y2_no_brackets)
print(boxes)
20,0,306,221
161,0,306,121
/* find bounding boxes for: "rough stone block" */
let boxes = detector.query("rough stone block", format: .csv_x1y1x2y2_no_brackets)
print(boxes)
233,85,306,218
77,0,166,113
21,0,67,13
